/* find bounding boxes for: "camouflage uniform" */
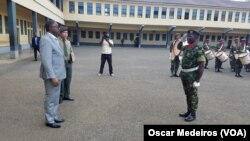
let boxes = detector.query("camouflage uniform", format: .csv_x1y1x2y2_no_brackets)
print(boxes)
203,44,209,68
180,45,205,113
215,44,225,72
229,45,237,72
235,44,247,76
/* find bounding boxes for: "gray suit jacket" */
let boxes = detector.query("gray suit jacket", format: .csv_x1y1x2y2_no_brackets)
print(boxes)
39,32,66,80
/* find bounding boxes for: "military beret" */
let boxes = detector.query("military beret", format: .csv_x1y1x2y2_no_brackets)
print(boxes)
59,26,68,33
187,30,200,39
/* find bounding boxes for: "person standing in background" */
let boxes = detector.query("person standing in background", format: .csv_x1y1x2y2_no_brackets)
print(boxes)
98,33,114,76
58,26,75,103
32,33,40,61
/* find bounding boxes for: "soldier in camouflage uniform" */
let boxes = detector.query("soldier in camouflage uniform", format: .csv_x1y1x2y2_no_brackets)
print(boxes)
169,33,181,77
229,38,239,72
215,39,225,72
203,39,210,69
178,30,205,122
235,38,248,77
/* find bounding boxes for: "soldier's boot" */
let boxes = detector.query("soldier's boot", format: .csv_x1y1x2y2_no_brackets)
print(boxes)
184,112,196,122
179,111,190,118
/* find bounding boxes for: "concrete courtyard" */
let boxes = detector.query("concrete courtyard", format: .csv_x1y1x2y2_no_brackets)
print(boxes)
0,46,249,141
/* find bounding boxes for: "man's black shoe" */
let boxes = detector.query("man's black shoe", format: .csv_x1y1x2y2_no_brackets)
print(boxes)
174,74,179,77
179,111,190,118
184,113,196,122
55,118,65,123
45,123,61,128
63,97,74,101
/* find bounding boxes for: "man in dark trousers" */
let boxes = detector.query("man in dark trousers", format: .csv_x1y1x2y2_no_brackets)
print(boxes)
98,33,114,76
32,33,40,61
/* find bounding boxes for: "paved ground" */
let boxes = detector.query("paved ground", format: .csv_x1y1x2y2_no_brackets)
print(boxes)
0,46,249,141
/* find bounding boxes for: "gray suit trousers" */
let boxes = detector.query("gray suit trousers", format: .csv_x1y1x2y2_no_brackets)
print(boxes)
44,79,61,123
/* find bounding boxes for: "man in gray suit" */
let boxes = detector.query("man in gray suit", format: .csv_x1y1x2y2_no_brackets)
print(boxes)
40,20,66,128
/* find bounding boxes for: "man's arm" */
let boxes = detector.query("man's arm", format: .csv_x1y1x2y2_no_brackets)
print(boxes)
104,38,114,47
99,37,104,45
195,61,204,82
40,37,56,79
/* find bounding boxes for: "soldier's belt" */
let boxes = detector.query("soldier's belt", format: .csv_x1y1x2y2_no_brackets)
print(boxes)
181,66,199,72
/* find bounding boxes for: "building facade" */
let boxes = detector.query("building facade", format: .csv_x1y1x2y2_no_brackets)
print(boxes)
1,0,250,58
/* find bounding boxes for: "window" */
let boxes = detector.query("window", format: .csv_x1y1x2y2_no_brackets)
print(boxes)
199,9,204,20
221,11,226,21
105,4,110,16
143,33,147,40
149,34,154,41
111,32,114,39
5,16,8,33
130,33,134,41
96,3,101,15
87,2,93,15
184,9,190,20
116,32,121,40
146,6,151,18
69,1,75,13
78,2,84,14
207,10,212,21
177,8,182,19
96,31,100,39
113,4,118,16
214,10,219,21
20,20,23,35
81,31,86,38
88,31,93,38
169,8,175,19
217,35,221,41
211,35,216,42
155,34,160,41
199,35,204,41
205,35,210,40
24,20,27,35
16,19,19,26
153,7,159,19
122,5,127,17
161,7,167,19
228,11,233,22
241,12,246,23
235,12,240,22
162,34,166,41
138,6,143,18
0,15,2,33
130,6,135,17
248,12,250,23
192,9,197,20
123,33,128,40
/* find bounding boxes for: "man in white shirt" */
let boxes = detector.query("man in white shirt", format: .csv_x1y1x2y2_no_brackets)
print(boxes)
98,33,114,76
